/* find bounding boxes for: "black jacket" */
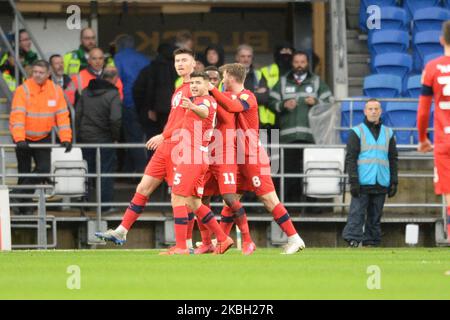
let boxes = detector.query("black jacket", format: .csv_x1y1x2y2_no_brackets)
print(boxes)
345,117,398,194
244,65,269,107
133,43,177,126
75,78,122,143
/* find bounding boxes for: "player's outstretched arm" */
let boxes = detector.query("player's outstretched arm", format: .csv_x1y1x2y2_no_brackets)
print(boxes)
417,88,433,153
209,87,247,113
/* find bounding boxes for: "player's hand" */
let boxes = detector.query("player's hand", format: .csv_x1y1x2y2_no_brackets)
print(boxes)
146,134,164,150
148,110,157,122
305,96,317,106
283,99,297,110
181,97,194,109
418,139,433,153
207,82,215,91
255,87,267,94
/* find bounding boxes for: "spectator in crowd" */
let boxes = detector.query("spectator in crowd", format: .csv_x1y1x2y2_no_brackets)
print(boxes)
49,54,76,106
194,53,205,73
175,30,194,50
133,43,177,144
343,99,398,247
9,60,72,214
235,44,270,116
204,65,221,88
268,50,333,204
71,47,124,103
76,68,122,213
113,34,150,173
204,44,224,68
18,29,37,69
64,27,114,76
0,53,17,91
258,42,295,130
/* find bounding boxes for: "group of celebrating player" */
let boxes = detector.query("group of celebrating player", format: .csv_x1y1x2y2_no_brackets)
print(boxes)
95,48,306,255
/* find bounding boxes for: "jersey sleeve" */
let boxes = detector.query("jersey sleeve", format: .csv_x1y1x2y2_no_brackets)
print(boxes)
210,87,246,113
417,63,434,142
239,92,258,111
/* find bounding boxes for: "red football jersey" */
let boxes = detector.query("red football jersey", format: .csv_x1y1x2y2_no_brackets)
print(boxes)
422,56,450,145
181,95,217,149
162,82,192,142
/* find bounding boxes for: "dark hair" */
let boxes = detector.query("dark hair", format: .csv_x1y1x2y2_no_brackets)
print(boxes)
102,68,118,80
32,59,50,71
190,71,210,81
366,98,381,107
443,21,450,45
19,29,28,37
292,50,309,62
173,47,195,58
49,54,62,64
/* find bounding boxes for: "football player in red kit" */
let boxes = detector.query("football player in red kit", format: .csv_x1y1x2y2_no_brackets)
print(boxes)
160,72,234,255
417,21,450,242
196,80,256,256
95,48,195,245
209,63,306,254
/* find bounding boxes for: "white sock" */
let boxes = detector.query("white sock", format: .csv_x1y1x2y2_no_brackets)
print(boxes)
116,225,128,236
186,239,193,249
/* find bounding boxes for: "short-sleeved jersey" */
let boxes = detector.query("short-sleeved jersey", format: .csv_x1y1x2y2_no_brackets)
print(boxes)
422,56,450,145
180,95,217,150
163,82,192,143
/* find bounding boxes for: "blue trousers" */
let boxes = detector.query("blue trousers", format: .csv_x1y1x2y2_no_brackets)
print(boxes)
342,193,386,245
82,147,116,204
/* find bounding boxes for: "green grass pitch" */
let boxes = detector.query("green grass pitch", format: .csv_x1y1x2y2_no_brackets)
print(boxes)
0,248,449,299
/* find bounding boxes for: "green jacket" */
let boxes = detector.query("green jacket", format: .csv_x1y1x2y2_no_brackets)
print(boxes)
268,70,333,143
20,50,38,67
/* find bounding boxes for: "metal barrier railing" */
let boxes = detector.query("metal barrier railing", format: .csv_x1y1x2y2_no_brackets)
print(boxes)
0,142,446,247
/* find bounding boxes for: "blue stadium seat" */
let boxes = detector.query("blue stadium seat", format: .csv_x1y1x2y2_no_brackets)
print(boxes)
373,53,413,79
369,30,409,56
340,98,367,143
413,7,450,34
404,0,442,22
413,30,443,71
424,52,443,66
366,7,409,45
385,102,418,144
405,74,422,97
359,0,399,32
363,74,403,97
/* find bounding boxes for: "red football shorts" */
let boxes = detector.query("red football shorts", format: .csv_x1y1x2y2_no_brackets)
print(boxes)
203,164,238,196
237,162,275,196
144,142,176,186
434,143,450,195
171,161,209,198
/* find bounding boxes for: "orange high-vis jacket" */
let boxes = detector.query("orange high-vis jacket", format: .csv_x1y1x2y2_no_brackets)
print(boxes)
71,69,124,100
9,78,72,143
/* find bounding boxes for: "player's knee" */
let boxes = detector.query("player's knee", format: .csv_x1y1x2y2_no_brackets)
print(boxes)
259,192,279,212
136,179,155,196
222,193,237,207
202,196,211,206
